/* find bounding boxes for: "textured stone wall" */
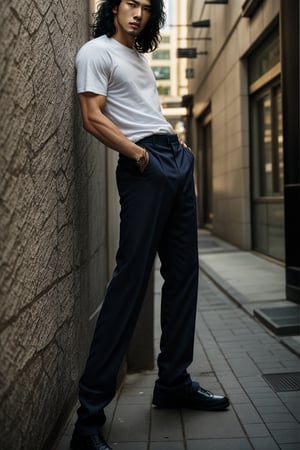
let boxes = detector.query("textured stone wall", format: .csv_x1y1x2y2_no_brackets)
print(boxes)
0,1,110,449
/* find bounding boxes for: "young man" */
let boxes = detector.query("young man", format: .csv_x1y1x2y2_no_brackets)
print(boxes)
71,1,230,449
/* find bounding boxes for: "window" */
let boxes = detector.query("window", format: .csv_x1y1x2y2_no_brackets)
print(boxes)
196,108,213,228
161,35,170,44
157,86,171,95
249,32,280,85
252,86,283,197
152,50,170,60
249,28,284,260
152,66,170,80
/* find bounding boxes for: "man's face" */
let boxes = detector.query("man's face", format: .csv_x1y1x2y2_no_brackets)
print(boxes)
113,0,152,38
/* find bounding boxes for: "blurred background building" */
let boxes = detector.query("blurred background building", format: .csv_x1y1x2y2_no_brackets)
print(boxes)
146,0,190,141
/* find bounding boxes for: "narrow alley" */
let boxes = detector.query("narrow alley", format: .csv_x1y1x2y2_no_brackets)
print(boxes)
55,231,300,450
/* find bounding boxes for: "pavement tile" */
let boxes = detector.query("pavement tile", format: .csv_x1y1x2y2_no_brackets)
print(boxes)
270,427,300,444
232,329,255,337
232,336,268,345
248,355,278,363
182,409,245,439
124,373,157,387
279,444,300,450
249,392,280,400
281,364,300,371
192,374,224,392
150,441,184,449
189,348,212,374
256,362,286,371
218,342,243,351
258,412,296,423
186,438,252,449
121,384,154,394
221,352,247,359
110,443,147,449
118,386,153,405
118,393,152,405
278,391,300,405
150,408,183,441
226,358,261,377
242,386,275,395
247,324,265,333
109,404,150,442
225,392,250,404
257,335,280,345
255,405,292,415
217,375,243,390
249,437,280,449
204,354,228,364
243,423,271,437
237,376,268,388
251,396,284,407
267,422,300,430
233,403,263,424
208,362,232,374
209,330,235,339
269,352,299,362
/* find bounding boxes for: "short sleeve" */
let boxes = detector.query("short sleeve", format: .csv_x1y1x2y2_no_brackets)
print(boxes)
75,41,110,96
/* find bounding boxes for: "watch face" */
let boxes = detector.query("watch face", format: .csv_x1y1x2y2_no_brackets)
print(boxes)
137,156,146,165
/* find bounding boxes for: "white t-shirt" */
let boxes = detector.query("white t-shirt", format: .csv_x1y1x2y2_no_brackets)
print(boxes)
76,35,174,142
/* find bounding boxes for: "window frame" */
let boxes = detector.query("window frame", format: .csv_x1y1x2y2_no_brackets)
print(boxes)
250,77,283,200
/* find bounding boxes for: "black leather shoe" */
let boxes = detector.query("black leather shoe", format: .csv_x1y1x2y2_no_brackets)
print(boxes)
152,381,230,411
70,431,111,450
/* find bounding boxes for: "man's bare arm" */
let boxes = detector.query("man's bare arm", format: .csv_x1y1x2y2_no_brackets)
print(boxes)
79,92,148,163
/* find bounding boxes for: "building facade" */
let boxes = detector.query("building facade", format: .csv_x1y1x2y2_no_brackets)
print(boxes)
184,0,299,301
147,0,190,141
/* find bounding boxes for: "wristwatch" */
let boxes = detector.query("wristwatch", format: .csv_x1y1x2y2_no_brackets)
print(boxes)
136,149,147,166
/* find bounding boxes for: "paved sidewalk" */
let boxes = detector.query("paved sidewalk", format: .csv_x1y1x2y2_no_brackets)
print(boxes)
55,230,300,450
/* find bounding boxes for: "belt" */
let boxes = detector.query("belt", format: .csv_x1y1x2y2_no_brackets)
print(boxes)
136,134,179,147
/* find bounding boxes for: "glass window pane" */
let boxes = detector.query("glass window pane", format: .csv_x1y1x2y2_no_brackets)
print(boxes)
249,30,280,84
252,203,268,253
152,50,170,60
161,35,170,44
268,203,285,260
275,87,284,194
252,202,285,261
152,66,170,80
258,94,273,196
157,85,171,95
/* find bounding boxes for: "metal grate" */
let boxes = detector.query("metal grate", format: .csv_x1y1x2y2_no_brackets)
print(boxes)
263,372,300,392
254,306,300,335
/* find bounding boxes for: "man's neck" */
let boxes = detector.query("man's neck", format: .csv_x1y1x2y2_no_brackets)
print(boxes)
113,31,135,49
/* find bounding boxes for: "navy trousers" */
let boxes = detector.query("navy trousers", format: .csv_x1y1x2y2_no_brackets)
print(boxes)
75,134,199,435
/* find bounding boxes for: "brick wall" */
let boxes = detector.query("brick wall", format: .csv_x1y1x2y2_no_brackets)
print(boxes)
0,1,111,449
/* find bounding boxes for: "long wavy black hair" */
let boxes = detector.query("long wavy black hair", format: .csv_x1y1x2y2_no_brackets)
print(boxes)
92,0,166,53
